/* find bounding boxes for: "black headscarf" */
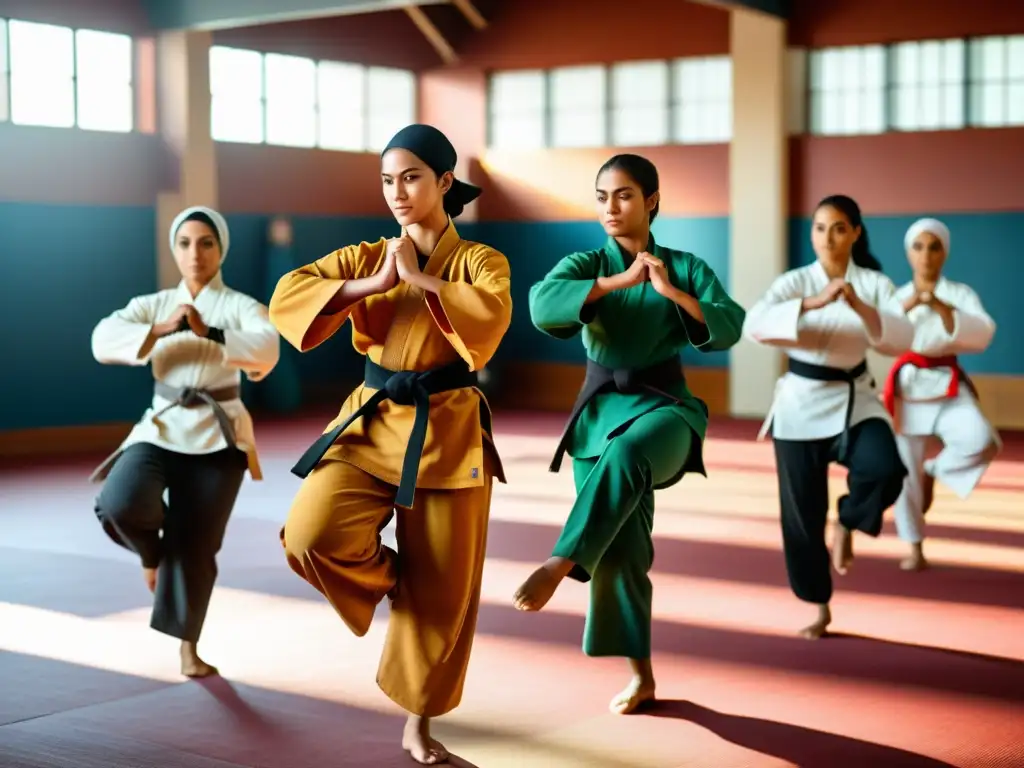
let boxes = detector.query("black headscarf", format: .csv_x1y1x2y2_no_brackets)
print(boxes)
381,124,482,218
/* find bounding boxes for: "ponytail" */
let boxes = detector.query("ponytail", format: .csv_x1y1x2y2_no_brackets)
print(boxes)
816,194,882,272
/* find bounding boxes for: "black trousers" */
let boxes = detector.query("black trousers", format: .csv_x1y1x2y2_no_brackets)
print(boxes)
772,418,907,605
94,442,247,642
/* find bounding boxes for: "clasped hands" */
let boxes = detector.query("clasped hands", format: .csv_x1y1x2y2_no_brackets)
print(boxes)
804,278,865,313
618,251,677,298
153,304,209,339
376,230,423,292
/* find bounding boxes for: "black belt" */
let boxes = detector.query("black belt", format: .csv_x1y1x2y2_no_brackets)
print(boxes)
549,357,685,473
291,358,479,508
787,358,870,461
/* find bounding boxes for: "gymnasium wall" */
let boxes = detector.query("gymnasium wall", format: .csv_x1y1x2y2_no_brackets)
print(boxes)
418,0,1024,417
1,0,1022,439
0,2,440,433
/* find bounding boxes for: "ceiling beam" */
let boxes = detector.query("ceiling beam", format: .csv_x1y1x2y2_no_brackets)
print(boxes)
404,5,459,65
145,0,449,31
688,0,788,19
450,0,488,30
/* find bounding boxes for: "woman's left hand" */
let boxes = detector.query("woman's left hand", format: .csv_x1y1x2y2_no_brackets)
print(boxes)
184,305,209,337
393,234,421,282
642,254,674,298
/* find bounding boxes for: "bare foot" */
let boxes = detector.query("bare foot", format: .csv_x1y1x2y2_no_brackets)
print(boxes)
831,525,854,575
143,567,157,593
610,676,656,715
921,473,936,516
900,543,929,571
402,715,448,765
513,556,574,612
799,603,831,640
180,641,218,678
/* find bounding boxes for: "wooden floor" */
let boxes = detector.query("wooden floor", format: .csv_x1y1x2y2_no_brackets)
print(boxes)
1,411,1023,768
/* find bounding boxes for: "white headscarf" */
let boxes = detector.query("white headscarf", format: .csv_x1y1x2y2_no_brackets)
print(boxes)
169,205,231,263
904,217,950,256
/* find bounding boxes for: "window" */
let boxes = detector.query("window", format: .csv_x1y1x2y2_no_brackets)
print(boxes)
264,53,316,147
808,45,886,136
968,35,1024,127
673,56,732,144
488,69,546,150
8,20,75,128
0,19,8,122
366,66,416,151
209,46,264,144
549,64,606,148
317,61,365,151
75,29,133,132
610,60,669,146
890,39,964,131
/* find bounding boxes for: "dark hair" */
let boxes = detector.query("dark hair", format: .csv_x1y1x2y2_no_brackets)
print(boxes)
597,154,660,223
381,123,481,219
179,211,222,248
815,194,881,271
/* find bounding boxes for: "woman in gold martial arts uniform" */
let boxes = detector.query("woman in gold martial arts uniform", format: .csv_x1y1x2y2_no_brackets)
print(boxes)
268,124,512,765
513,153,745,714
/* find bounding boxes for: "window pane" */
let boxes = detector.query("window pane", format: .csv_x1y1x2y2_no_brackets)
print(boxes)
367,113,411,151
490,70,545,115
211,95,263,143
551,109,605,147
490,114,545,149
1008,36,1024,79
919,41,942,85
942,39,965,83
0,19,9,74
862,46,886,87
319,106,365,151
1007,82,1024,125
9,20,73,78
892,43,919,85
0,20,8,122
550,65,605,111
861,88,885,133
265,53,315,105
941,82,965,128
675,58,705,101
918,84,942,128
11,76,74,127
611,60,668,109
975,37,1005,82
367,67,415,131
76,29,132,84
77,82,133,132
611,105,668,146
891,84,914,130
266,105,316,147
209,46,263,99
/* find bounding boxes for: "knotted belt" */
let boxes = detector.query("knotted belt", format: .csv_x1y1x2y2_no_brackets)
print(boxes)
290,358,479,508
548,357,685,473
881,352,978,417
152,381,240,448
786,358,869,461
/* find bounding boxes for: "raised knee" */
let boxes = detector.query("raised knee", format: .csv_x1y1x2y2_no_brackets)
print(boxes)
281,504,378,565
602,437,649,476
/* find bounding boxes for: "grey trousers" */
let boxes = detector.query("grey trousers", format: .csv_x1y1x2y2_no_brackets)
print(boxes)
94,442,247,642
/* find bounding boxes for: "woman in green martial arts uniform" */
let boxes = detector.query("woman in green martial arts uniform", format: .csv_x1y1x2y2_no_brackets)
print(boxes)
513,153,746,714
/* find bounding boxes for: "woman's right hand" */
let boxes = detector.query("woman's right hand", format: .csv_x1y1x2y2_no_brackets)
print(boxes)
151,304,190,337
617,254,654,290
374,239,401,293
803,278,847,312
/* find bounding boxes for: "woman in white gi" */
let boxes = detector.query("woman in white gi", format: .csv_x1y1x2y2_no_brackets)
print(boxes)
743,194,915,640
882,218,999,571
90,206,280,677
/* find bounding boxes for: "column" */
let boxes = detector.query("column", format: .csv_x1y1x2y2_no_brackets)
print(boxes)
155,30,218,289
728,8,788,418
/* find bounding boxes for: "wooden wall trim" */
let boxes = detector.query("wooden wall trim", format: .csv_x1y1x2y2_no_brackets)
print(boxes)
493,361,730,415
0,423,129,460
